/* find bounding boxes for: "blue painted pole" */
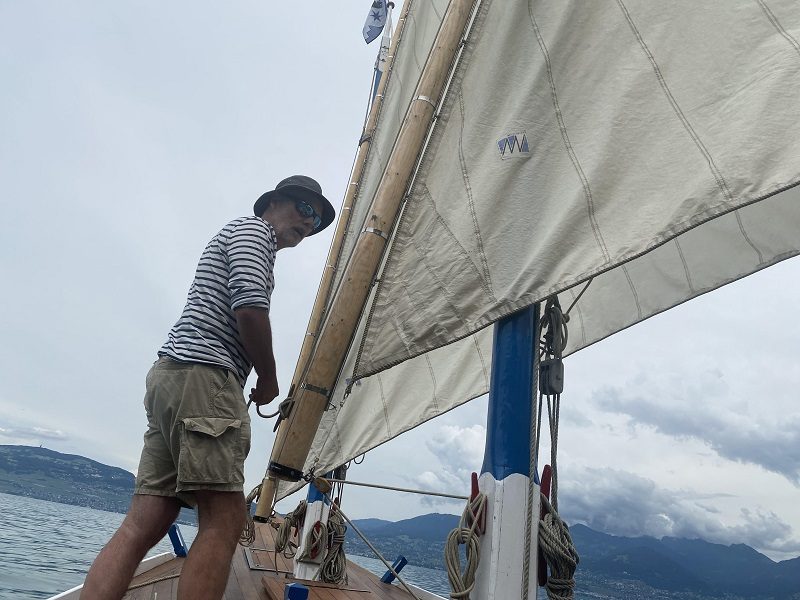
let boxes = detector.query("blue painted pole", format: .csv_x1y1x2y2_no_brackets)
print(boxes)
167,523,187,557
473,303,540,600
481,304,539,481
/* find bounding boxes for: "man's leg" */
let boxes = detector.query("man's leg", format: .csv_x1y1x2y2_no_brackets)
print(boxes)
81,493,181,599
177,490,246,600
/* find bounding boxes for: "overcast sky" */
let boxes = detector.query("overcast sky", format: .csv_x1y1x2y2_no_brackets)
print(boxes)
1,2,798,563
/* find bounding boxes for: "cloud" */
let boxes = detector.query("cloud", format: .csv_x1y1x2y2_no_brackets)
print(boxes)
559,466,800,558
593,371,800,484
0,424,68,442
410,424,486,508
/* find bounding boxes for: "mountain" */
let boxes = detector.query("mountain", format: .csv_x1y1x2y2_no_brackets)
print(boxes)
0,444,135,512
347,516,800,599
0,444,196,524
3,445,798,598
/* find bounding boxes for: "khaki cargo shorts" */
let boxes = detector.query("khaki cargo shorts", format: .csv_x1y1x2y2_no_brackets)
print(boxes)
134,357,251,506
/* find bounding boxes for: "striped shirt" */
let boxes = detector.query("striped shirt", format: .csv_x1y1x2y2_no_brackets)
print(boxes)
159,216,277,387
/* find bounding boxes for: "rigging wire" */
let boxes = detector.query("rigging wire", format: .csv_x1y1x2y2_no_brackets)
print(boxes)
537,297,579,599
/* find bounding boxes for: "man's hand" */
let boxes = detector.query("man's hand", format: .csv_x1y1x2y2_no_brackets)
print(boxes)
249,375,279,406
235,306,280,407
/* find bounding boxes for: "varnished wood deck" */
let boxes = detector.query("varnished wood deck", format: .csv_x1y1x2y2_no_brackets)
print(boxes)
121,519,420,600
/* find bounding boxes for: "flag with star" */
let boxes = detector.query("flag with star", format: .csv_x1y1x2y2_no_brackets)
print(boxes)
363,0,388,44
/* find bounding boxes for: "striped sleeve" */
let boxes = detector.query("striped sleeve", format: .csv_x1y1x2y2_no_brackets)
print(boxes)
226,218,276,311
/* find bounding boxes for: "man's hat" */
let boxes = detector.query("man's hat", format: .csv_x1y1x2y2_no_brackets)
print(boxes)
253,175,336,235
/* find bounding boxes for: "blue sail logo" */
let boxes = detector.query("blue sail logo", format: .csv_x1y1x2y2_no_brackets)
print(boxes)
497,132,530,159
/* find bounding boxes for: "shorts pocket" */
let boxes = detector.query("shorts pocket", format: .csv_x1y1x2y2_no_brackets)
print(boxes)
178,417,243,484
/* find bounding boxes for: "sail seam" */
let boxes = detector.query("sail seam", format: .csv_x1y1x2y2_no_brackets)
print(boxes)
459,90,496,299
616,0,736,207
417,182,483,324
528,0,612,264
735,212,766,265
674,238,697,295
424,354,440,413
376,372,393,438
621,265,644,320
353,177,800,380
757,0,800,57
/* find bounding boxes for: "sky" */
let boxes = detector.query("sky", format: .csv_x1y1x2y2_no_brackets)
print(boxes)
1,1,798,563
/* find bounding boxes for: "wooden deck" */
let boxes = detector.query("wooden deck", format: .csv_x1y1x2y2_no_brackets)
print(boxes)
121,519,420,600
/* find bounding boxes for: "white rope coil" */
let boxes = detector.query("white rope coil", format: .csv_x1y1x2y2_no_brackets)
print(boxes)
275,500,307,558
319,508,348,584
298,520,328,563
539,494,579,599
445,493,486,599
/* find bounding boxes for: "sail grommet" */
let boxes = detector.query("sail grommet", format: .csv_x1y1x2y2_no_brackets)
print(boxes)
362,227,389,240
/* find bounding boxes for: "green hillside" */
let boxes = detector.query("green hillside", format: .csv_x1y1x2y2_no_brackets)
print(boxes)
0,444,135,512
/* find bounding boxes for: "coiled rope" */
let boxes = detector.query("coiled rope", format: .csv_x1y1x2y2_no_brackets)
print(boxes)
275,500,307,558
444,492,486,599
319,507,348,584
238,483,263,547
298,520,328,563
538,494,579,599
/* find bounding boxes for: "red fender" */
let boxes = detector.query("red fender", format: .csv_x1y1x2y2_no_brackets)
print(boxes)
308,521,323,559
470,472,487,535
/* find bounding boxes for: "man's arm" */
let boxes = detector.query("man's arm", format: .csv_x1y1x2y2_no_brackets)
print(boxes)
235,306,279,405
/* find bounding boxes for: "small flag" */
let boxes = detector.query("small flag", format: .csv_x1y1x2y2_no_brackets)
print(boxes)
363,0,388,44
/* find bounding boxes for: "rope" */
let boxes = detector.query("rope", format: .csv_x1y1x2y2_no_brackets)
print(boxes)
275,500,307,558
444,493,486,599
240,510,256,547
537,297,579,599
298,520,328,563
319,507,348,584
523,303,543,600
317,489,421,600
324,478,468,500
245,483,261,505
238,486,261,547
539,494,579,599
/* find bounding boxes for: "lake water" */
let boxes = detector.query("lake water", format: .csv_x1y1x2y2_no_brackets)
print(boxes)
0,492,604,599
0,492,453,599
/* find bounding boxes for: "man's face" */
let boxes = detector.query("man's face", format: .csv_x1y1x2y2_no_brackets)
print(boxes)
266,196,324,249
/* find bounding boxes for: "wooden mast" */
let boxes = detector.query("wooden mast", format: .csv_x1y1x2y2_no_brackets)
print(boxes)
253,0,413,520
267,0,475,483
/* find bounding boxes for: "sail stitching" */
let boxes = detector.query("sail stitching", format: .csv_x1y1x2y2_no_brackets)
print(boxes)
376,372,393,438
472,333,490,390
616,0,736,206
413,189,473,325
528,1,612,264
757,0,800,57
621,264,644,320
735,212,766,265
674,238,697,295
459,90,496,299
424,354,441,412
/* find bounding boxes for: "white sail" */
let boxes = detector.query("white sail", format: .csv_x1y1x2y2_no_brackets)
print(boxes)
280,0,800,497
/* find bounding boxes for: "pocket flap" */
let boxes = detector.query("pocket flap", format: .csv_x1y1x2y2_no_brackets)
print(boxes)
182,417,242,438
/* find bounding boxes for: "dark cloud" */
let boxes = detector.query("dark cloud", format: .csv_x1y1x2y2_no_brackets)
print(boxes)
559,467,799,558
593,373,800,484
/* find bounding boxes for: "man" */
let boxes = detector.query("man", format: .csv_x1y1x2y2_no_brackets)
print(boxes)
81,175,335,600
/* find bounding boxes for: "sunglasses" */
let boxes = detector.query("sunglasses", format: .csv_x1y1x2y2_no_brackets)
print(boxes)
294,199,322,231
